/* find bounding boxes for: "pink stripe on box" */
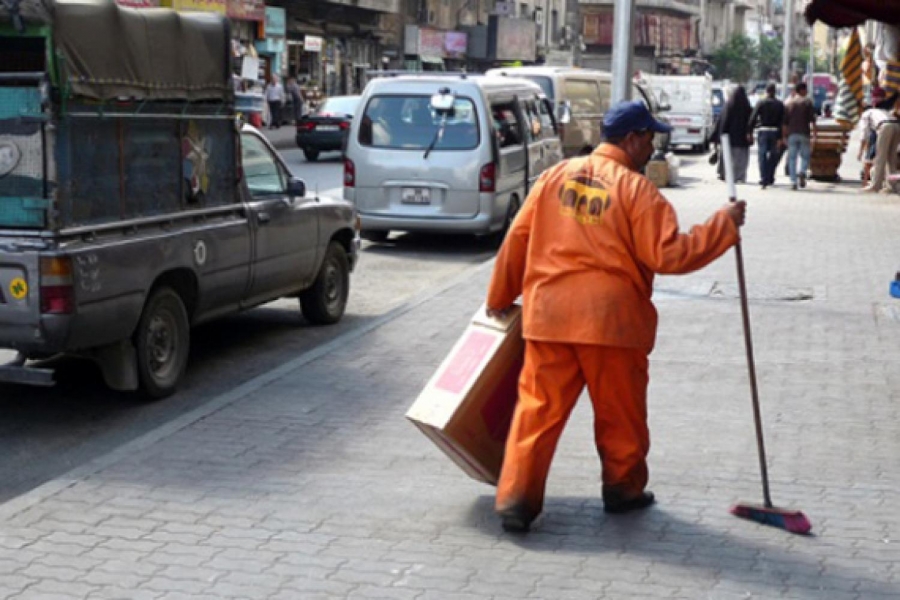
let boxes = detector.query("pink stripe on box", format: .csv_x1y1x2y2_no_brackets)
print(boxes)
435,330,496,394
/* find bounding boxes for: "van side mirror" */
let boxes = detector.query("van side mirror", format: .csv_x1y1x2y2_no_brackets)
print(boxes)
557,100,572,125
287,177,306,197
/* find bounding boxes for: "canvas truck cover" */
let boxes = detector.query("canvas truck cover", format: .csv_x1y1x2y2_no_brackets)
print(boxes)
1,0,231,102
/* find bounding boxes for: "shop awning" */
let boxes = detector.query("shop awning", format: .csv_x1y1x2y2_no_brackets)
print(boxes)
420,55,445,65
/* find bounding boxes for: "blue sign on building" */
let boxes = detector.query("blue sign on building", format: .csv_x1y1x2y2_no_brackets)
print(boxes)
265,7,286,38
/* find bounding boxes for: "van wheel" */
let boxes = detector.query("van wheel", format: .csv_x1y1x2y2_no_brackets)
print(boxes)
135,287,190,399
304,149,320,162
301,242,350,325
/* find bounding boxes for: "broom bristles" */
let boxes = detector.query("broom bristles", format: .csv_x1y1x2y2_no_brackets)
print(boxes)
730,503,812,535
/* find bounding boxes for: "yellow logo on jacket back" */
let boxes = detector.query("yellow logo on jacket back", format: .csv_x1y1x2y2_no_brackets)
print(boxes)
558,176,612,225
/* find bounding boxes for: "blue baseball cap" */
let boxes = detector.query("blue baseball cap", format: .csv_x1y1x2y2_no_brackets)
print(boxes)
602,100,672,139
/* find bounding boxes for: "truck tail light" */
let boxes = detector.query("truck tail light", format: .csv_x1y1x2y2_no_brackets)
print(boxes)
479,162,496,193
40,257,74,314
344,158,355,187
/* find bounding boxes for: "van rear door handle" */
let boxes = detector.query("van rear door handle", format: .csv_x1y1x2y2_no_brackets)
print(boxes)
258,211,271,224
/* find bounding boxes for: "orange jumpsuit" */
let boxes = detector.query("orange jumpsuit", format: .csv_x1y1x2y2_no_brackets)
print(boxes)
487,143,739,519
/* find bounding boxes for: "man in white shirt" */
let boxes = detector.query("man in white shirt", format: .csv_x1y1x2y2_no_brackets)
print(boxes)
858,87,888,188
265,75,285,130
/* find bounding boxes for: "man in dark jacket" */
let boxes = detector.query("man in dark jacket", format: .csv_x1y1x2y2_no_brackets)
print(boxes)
749,83,786,189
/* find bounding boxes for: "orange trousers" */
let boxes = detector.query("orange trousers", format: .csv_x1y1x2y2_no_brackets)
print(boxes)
495,340,650,518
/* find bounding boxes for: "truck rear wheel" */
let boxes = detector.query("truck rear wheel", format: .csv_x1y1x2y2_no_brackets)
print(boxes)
300,242,349,325
135,287,190,399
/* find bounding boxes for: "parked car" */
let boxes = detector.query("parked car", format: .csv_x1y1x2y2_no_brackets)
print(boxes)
0,3,360,398
805,73,838,115
344,74,564,241
486,66,671,156
295,95,361,162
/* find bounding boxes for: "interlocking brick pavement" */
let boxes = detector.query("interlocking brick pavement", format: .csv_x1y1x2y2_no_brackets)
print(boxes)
2,140,900,599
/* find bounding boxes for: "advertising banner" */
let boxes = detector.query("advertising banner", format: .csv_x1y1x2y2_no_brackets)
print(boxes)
444,31,467,58
162,0,225,13
226,0,264,22
492,16,536,62
419,28,444,57
116,0,159,7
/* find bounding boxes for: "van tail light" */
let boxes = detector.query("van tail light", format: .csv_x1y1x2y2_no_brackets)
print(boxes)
40,257,74,315
344,158,356,187
479,162,496,193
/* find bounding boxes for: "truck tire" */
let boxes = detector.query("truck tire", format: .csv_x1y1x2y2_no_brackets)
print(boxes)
135,287,190,399
300,242,349,325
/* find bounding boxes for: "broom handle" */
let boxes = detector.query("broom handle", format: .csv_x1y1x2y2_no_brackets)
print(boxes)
721,135,773,509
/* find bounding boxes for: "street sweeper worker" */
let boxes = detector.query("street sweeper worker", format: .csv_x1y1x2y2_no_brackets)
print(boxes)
485,99,747,532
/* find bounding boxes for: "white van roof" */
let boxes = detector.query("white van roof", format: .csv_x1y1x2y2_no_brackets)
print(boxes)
363,73,545,96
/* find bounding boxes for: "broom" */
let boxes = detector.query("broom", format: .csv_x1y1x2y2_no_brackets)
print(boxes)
719,134,812,535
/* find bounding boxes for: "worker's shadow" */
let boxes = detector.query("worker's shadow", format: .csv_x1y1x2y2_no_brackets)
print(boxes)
467,495,896,596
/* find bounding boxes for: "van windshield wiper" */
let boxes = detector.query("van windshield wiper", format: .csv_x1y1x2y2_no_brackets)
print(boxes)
423,116,447,160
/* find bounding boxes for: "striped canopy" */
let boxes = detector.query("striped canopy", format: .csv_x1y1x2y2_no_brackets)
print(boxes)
835,29,864,126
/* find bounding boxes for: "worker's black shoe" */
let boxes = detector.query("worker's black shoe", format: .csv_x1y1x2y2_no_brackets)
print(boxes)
798,173,807,188
603,491,656,514
498,507,537,533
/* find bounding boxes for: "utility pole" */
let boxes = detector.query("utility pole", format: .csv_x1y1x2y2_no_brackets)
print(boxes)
780,0,792,99
611,0,636,103
566,0,581,66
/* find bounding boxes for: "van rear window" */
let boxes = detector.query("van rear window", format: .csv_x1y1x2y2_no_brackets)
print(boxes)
358,95,479,150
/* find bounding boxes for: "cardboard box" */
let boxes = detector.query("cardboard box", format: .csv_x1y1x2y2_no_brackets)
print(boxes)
406,304,524,485
645,159,669,188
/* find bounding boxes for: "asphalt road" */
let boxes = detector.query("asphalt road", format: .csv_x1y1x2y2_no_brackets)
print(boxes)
0,149,495,504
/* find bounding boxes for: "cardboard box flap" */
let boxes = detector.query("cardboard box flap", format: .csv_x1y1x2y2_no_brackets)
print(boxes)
469,303,521,333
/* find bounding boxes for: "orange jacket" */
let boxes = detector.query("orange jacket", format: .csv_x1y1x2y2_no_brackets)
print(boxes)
487,143,739,351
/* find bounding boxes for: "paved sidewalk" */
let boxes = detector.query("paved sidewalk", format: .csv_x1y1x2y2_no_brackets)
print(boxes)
2,148,900,599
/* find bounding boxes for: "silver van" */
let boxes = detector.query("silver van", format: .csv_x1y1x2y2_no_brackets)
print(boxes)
485,66,671,157
343,74,564,240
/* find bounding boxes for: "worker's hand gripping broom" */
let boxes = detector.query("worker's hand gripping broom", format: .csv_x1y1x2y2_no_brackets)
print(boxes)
719,134,811,535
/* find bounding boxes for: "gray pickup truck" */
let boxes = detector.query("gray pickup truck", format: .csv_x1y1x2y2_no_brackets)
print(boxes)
0,1,360,397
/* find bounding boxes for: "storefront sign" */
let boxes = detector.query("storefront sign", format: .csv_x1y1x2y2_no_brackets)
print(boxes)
444,31,467,58
304,35,323,52
226,0,264,22
265,7,286,38
161,0,225,13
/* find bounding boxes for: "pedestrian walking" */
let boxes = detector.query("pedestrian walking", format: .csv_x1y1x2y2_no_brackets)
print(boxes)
265,75,285,129
782,82,817,190
748,82,786,189
484,100,747,533
864,94,900,194
857,87,888,188
286,77,304,123
717,85,753,183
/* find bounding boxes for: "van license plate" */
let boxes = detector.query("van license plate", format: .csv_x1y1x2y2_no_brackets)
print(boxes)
401,187,431,205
